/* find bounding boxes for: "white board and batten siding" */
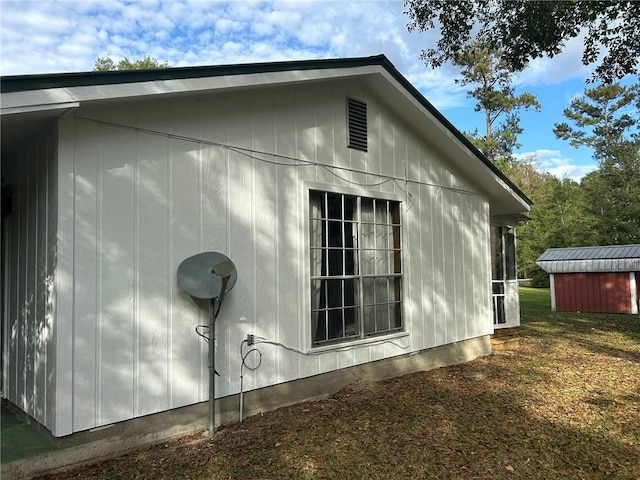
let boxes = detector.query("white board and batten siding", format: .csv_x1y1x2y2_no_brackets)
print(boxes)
2,123,58,433
10,80,492,436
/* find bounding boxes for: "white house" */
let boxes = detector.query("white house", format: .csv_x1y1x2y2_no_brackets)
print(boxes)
1,55,530,440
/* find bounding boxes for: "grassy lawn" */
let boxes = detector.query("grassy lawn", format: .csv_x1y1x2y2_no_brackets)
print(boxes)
41,288,640,479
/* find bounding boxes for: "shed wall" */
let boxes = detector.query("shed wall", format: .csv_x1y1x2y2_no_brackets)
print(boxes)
48,80,492,435
553,272,632,314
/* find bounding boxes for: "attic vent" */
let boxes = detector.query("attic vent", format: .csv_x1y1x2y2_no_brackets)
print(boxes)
347,97,367,152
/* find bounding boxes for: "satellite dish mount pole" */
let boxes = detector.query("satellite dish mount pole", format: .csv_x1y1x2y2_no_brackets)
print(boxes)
208,297,216,438
176,253,236,440
208,267,230,439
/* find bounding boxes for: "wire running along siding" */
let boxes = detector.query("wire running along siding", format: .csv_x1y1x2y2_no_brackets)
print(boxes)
554,272,632,314
4,82,492,437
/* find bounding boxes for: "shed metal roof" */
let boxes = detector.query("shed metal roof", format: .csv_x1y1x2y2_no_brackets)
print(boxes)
536,245,640,273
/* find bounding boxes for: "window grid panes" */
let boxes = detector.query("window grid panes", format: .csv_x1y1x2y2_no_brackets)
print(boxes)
310,191,402,346
491,225,516,325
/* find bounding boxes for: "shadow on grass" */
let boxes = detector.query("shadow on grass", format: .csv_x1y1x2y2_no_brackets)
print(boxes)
206,359,639,480
34,287,640,480
520,287,640,362
289,287,640,479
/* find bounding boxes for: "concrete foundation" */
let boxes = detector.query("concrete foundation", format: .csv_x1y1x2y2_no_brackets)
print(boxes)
2,335,491,479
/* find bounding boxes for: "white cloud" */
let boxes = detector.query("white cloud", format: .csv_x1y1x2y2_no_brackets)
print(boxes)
406,67,467,110
517,33,595,87
515,149,596,182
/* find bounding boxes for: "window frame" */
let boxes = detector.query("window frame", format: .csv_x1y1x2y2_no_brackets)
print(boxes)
305,182,405,349
490,225,517,326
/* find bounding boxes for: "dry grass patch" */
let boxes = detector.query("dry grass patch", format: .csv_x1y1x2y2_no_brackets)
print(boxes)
39,288,640,479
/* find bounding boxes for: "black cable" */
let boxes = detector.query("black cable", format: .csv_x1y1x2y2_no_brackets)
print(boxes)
196,324,222,375
195,325,210,342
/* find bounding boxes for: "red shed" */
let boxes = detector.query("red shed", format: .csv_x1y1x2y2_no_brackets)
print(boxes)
536,245,639,315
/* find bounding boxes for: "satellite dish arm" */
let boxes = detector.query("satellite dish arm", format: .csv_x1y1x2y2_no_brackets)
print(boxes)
212,260,234,318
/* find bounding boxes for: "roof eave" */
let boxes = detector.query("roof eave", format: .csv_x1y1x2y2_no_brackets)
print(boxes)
1,54,531,213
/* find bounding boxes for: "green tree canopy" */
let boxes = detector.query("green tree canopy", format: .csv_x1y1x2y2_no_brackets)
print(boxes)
554,82,640,245
94,55,170,71
405,0,640,82
553,83,638,161
581,143,640,245
454,41,540,162
496,157,594,285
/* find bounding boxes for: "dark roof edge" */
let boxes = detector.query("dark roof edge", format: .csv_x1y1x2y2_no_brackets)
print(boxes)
1,54,531,206
0,55,388,93
375,56,531,206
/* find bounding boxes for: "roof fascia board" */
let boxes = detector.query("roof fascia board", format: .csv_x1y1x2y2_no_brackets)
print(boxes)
1,54,530,210
374,56,531,207
1,65,381,113
374,68,530,212
0,56,385,93
1,101,80,116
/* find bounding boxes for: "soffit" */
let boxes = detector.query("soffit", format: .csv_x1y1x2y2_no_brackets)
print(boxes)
1,56,530,215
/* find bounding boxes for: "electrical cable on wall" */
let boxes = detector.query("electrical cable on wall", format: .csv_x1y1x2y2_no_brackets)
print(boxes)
195,324,222,377
237,332,410,421
239,337,262,422
76,115,483,198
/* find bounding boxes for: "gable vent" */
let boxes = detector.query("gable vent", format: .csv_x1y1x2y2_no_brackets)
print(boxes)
347,97,368,152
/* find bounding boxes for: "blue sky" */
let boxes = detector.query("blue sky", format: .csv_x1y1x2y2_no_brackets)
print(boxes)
1,0,616,181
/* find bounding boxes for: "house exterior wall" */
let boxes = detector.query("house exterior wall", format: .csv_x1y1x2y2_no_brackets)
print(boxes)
503,281,521,325
32,80,493,436
552,272,633,314
1,121,58,433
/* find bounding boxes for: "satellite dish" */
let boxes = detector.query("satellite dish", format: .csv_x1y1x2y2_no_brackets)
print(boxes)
177,251,238,439
177,252,237,299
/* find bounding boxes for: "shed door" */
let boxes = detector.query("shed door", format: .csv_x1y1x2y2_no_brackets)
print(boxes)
554,272,632,314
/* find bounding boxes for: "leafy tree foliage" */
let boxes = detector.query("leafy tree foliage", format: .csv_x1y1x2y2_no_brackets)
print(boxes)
454,42,539,162
581,144,640,245
554,82,640,245
553,83,638,161
502,82,639,283
496,158,595,286
405,0,640,82
94,56,170,71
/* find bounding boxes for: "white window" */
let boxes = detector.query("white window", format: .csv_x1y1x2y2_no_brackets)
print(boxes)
310,190,402,346
491,225,516,325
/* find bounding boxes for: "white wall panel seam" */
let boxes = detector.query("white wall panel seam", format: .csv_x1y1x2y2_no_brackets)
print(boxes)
461,196,468,340
1,199,9,401
429,152,436,347
252,103,258,377
27,151,34,416
32,151,38,418
46,126,55,429
197,104,203,403
54,118,74,435
440,180,447,343
133,119,139,417
167,123,173,407
95,123,103,427
22,170,28,412
43,134,50,426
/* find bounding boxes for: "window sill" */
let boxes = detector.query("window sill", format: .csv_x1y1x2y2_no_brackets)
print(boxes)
309,331,410,354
